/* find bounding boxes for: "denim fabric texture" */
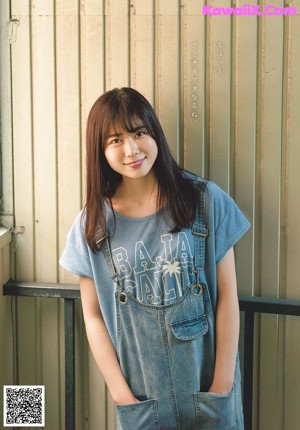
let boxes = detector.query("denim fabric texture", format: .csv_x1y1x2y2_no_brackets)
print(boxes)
103,181,244,430
113,272,244,429
59,174,250,429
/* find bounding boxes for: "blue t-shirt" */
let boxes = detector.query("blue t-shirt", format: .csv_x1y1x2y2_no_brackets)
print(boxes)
60,178,250,348
106,207,195,306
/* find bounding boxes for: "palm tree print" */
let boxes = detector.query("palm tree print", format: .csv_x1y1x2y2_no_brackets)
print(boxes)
162,260,182,296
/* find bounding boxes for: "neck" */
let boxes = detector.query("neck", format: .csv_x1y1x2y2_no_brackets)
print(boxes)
116,173,157,200
111,173,160,217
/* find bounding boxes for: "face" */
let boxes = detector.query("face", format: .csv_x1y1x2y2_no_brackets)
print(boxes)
104,125,158,181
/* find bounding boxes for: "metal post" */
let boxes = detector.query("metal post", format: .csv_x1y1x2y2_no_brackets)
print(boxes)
64,298,75,430
243,311,254,430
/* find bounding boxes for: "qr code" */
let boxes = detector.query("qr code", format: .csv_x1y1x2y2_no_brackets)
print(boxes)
3,385,45,427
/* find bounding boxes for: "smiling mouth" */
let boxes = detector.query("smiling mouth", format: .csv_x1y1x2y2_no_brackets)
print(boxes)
124,157,146,167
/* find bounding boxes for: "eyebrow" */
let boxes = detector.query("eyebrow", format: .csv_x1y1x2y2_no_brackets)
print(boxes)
106,126,147,140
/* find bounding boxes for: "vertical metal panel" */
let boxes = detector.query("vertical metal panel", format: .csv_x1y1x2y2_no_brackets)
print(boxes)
56,0,82,286
182,0,206,176
233,0,257,294
258,2,285,428
208,0,232,190
285,17,300,300
0,0,14,230
11,0,34,281
31,0,57,283
130,0,154,103
1,1,300,429
79,0,105,200
155,0,180,159
105,0,130,89
80,0,105,110
283,11,300,430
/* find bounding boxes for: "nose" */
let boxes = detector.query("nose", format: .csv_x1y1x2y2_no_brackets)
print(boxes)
124,137,140,157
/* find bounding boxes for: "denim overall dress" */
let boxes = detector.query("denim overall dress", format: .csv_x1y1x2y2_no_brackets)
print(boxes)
97,182,244,430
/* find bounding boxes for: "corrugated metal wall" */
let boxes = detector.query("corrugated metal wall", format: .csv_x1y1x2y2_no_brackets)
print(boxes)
1,0,300,429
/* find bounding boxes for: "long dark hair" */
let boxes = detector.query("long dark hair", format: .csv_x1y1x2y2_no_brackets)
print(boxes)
84,87,199,251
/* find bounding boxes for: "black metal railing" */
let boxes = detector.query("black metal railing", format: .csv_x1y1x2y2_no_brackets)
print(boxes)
239,295,300,430
3,281,80,430
3,281,300,430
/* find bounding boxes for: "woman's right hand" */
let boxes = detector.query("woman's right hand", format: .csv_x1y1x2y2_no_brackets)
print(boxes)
114,396,140,405
80,277,140,408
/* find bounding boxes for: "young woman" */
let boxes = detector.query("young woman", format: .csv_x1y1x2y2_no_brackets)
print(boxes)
60,87,250,430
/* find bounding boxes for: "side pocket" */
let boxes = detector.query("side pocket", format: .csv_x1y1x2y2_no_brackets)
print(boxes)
193,385,237,430
170,314,208,341
116,399,160,430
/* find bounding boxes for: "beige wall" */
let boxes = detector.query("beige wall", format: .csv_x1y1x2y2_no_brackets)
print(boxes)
1,0,300,429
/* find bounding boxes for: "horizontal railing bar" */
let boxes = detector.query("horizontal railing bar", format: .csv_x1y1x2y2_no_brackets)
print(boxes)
239,295,300,316
4,281,300,316
3,280,80,299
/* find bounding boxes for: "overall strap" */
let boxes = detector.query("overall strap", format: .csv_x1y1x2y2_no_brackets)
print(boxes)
192,182,209,272
96,229,128,303
95,227,120,286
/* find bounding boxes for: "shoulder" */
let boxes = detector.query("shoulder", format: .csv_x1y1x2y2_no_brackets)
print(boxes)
205,182,251,248
182,170,209,185
182,170,225,199
67,209,86,236
182,170,250,224
60,209,95,277
206,181,231,202
182,170,240,202
205,182,241,216
63,209,90,252
181,170,210,195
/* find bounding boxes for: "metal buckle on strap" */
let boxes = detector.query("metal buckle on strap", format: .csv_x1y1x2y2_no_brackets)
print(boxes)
118,291,128,304
113,274,128,304
192,225,208,237
95,228,107,248
191,269,204,296
191,284,203,296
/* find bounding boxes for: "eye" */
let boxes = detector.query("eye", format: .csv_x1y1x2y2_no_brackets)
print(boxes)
107,138,122,146
136,129,148,138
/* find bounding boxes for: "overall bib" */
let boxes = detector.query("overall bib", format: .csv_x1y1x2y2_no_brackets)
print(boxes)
99,184,244,430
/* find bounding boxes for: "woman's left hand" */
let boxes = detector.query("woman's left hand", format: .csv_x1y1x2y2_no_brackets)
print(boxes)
208,382,233,396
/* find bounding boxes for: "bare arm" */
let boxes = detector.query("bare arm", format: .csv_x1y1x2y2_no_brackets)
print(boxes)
80,276,139,404
209,247,240,395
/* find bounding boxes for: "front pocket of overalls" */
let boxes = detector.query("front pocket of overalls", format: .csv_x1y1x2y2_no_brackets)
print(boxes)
193,384,237,430
116,399,160,430
170,314,208,340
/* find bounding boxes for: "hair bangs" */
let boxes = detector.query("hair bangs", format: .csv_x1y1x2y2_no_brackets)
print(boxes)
103,94,156,143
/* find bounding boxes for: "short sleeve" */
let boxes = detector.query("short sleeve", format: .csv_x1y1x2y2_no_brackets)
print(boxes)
59,211,93,278
207,182,251,265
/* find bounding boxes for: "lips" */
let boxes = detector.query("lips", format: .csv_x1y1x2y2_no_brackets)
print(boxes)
123,157,146,167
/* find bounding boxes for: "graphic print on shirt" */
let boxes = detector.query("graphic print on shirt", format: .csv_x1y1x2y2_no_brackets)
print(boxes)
112,232,195,305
